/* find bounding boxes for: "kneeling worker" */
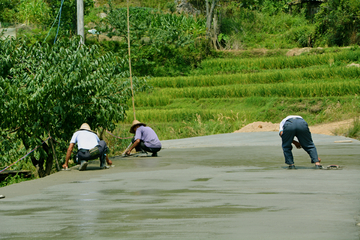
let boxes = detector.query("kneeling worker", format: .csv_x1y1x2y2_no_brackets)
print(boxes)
126,120,161,157
279,115,321,169
62,123,112,171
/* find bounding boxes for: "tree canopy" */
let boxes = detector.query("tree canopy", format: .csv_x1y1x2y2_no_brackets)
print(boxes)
0,36,149,176
99,5,207,76
315,0,360,46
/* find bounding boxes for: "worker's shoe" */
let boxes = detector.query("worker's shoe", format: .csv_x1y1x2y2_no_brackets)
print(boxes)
315,165,323,169
151,152,158,157
79,161,88,171
100,165,110,169
134,151,148,157
288,165,296,169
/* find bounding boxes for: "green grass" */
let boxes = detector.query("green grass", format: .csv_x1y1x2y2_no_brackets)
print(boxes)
104,47,360,157
346,118,360,139
333,117,360,140
149,68,360,88
110,95,359,147
191,48,360,76
135,80,359,104
0,173,34,187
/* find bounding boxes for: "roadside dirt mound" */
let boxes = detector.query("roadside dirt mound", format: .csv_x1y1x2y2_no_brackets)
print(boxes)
235,121,278,133
309,119,354,135
235,119,354,136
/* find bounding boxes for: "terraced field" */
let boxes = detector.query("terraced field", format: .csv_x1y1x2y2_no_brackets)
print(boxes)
108,47,360,152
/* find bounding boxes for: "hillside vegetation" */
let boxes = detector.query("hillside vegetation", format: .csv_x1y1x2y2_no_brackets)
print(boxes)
1,0,360,183
106,46,360,154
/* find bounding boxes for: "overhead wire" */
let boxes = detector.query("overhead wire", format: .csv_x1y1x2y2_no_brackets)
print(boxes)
127,0,136,120
54,0,65,44
43,0,65,43
43,3,61,42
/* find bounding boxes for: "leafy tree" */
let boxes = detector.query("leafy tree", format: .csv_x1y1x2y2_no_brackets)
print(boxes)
0,36,149,177
259,0,289,15
0,0,20,24
98,4,207,77
45,0,94,33
17,0,52,25
314,0,360,46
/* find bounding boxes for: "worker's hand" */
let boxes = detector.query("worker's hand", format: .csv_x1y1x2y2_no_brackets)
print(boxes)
125,150,131,155
62,163,68,169
318,157,321,162
107,159,112,166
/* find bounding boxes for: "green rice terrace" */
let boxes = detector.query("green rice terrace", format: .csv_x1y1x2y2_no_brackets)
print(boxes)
1,0,360,187
106,47,360,153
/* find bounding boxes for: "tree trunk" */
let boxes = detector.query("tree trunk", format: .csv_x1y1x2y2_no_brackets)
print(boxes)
29,141,54,178
205,0,219,49
212,11,221,50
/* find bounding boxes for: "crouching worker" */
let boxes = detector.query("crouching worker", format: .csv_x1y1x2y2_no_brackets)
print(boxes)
62,123,112,171
279,115,321,169
126,120,161,157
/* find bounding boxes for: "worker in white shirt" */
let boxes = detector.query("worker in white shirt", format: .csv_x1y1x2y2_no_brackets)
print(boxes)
279,116,321,169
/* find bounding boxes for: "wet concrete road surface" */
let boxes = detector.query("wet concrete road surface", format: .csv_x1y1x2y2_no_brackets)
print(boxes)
1,132,360,240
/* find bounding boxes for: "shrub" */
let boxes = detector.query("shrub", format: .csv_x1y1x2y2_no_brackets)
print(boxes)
0,36,149,177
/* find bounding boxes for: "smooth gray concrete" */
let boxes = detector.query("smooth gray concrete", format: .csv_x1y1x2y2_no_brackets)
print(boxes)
0,132,359,240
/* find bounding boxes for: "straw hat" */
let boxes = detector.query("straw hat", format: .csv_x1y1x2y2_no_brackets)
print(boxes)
79,123,92,131
130,120,146,133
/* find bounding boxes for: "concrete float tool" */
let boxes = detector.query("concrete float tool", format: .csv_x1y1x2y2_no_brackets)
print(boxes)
324,165,342,170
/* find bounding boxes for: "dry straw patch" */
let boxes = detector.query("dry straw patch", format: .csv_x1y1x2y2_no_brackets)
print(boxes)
286,47,311,56
235,119,355,136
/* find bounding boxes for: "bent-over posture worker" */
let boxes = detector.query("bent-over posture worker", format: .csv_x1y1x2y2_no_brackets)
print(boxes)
279,115,322,169
126,120,161,157
62,123,112,171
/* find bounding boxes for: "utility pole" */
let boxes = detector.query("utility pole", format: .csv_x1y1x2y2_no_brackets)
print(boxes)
77,0,84,45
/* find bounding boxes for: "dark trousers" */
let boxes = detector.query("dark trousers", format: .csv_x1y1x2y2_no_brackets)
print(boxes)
132,138,161,154
281,118,319,165
76,140,108,167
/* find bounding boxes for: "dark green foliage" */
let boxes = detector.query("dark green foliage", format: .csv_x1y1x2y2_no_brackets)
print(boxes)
0,173,33,187
188,0,290,13
219,3,311,49
45,0,94,33
0,0,19,23
97,4,208,77
284,25,315,47
314,0,360,46
0,36,149,176
259,0,289,15
218,0,359,48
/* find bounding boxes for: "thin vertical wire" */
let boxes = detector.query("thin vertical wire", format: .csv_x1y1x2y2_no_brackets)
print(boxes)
127,0,136,120
54,0,64,44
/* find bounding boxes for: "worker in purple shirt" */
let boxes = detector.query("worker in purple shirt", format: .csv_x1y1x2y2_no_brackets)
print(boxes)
279,115,322,169
126,120,162,157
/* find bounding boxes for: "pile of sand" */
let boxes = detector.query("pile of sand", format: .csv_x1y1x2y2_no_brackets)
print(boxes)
235,119,354,136
235,122,278,133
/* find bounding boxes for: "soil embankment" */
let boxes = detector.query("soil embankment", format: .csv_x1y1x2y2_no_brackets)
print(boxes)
235,119,354,136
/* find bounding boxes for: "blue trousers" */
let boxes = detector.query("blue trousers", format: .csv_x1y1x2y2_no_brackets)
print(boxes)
76,140,108,167
281,118,319,165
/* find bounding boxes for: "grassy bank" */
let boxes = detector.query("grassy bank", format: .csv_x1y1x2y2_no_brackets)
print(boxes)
105,47,360,156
